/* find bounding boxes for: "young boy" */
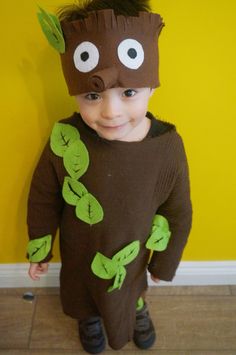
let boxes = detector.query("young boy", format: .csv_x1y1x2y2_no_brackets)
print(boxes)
27,0,192,353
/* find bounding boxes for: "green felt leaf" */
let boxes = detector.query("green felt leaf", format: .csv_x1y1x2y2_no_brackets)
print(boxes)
146,230,171,251
63,140,89,179
27,235,52,262
136,297,144,311
37,6,65,53
91,252,117,280
62,176,88,206
50,123,80,157
153,214,170,231
146,215,171,252
112,240,140,266
108,266,126,293
91,241,139,293
76,193,104,225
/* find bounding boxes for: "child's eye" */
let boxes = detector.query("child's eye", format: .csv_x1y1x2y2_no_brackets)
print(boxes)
85,93,100,101
123,89,137,98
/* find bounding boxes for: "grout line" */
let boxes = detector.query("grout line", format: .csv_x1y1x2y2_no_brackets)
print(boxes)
27,291,38,350
229,285,234,296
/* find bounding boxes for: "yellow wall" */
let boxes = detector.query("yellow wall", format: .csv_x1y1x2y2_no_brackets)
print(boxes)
0,0,235,263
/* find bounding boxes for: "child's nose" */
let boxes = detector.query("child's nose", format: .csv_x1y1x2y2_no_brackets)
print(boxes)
101,98,121,120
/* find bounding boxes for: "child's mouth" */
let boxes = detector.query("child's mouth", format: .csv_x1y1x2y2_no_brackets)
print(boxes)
100,122,128,130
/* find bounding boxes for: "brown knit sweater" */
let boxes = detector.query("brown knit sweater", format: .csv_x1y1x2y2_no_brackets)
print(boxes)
27,111,192,349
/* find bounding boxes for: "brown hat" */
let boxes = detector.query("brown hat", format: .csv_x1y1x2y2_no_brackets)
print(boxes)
37,7,164,95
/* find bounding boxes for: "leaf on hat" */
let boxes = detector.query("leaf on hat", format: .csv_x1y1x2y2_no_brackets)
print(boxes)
37,6,65,53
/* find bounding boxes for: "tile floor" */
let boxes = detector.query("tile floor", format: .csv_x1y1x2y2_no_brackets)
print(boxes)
0,286,236,355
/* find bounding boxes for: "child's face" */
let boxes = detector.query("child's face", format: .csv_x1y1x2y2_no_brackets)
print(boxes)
75,87,154,141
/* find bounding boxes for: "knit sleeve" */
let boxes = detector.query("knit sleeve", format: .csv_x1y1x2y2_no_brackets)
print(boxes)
148,136,192,281
26,141,64,263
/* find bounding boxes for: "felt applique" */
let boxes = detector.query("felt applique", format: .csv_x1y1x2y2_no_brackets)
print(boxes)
74,41,100,73
117,39,144,70
62,176,88,206
136,297,144,311
63,140,89,180
146,215,171,253
50,123,89,178
27,234,52,262
37,6,65,53
50,122,80,157
50,123,104,225
76,193,104,224
91,240,140,292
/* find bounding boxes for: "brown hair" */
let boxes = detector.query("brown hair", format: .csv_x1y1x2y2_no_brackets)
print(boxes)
57,0,151,22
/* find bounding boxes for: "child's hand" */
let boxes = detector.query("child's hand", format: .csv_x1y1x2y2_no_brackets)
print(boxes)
150,274,160,283
28,262,49,281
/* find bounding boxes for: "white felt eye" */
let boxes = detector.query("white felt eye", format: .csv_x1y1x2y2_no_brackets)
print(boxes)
73,41,99,73
117,39,144,70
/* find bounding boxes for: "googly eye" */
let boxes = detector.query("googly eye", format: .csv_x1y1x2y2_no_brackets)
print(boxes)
73,41,99,73
117,39,144,70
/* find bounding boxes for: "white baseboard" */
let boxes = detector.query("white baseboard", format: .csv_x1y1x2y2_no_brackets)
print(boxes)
0,261,236,288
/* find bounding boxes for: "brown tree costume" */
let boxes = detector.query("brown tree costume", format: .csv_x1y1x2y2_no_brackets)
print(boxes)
27,5,192,350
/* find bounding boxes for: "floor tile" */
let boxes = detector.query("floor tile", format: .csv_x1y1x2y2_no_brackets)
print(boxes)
147,285,231,296
0,295,35,348
29,295,80,350
33,287,60,295
230,285,236,295
147,295,236,350
29,295,137,352
0,287,59,295
0,352,31,355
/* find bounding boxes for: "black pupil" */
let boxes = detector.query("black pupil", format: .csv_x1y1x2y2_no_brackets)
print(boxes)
127,48,137,59
81,51,89,62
